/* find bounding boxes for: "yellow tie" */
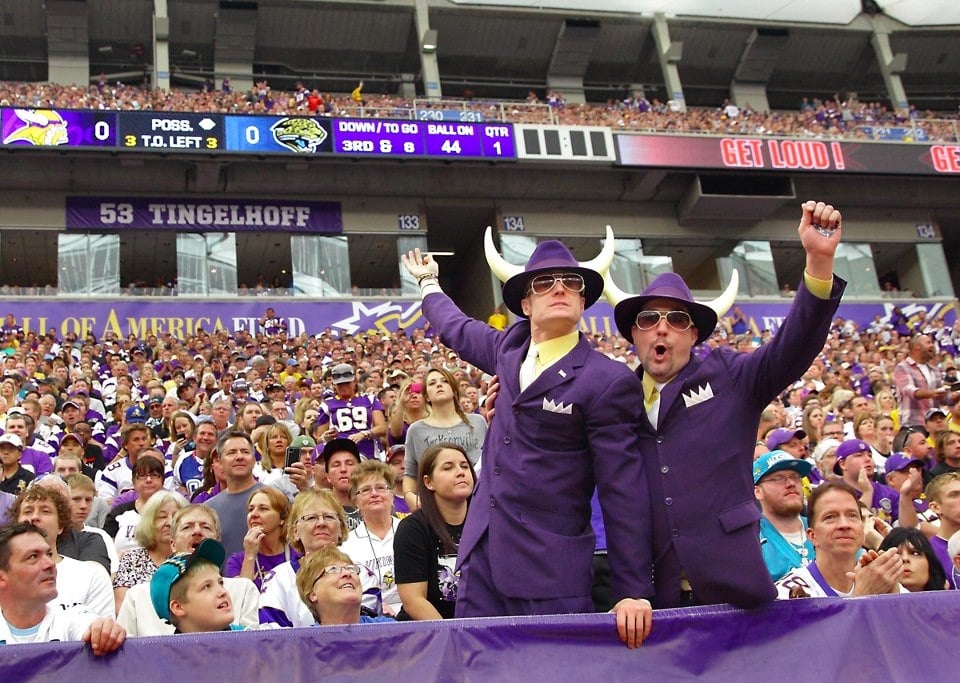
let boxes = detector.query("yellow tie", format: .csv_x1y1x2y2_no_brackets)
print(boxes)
644,385,659,429
519,342,538,391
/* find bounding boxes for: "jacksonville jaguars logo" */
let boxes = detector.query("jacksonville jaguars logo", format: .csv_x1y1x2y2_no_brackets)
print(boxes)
269,117,328,153
3,109,69,146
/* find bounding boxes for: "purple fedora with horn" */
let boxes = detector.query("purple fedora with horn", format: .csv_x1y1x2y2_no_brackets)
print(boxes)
484,226,615,318
604,260,739,346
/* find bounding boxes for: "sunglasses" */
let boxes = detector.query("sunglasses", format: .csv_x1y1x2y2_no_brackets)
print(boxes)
634,310,693,331
527,273,585,296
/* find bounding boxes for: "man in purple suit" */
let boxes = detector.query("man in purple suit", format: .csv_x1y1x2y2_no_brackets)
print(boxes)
608,200,845,609
402,237,653,648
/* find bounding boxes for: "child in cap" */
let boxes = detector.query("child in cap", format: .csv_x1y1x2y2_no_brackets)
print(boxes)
150,538,241,633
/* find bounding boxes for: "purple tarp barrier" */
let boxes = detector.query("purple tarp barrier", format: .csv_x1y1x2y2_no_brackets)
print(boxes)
3,593,958,682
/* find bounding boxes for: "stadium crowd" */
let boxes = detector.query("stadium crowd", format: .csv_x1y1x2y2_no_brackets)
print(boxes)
1,79,957,142
0,289,959,651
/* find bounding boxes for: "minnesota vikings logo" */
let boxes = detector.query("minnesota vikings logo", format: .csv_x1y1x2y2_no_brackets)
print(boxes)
269,117,328,153
3,109,70,146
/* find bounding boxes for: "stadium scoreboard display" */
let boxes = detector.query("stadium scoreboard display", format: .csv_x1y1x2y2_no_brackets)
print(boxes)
0,107,516,160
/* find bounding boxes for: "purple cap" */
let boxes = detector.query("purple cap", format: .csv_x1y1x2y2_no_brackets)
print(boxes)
765,428,807,452
833,439,871,475
884,452,925,476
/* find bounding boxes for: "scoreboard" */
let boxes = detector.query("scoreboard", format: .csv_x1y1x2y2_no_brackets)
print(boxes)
0,107,516,161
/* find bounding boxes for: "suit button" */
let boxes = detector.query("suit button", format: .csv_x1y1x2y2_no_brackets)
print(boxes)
671,528,679,538
660,465,669,474
656,436,664,444
665,497,673,506
489,496,496,507
494,466,501,475
503,436,511,444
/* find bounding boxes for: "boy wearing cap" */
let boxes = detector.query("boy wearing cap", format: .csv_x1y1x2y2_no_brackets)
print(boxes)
754,451,815,581
150,538,239,634
321,438,363,531
0,434,34,495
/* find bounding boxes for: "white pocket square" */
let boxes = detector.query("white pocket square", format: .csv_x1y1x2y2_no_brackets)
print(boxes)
542,397,573,415
682,383,714,408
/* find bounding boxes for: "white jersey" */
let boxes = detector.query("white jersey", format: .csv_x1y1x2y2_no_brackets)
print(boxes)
111,507,142,556
95,457,175,500
0,605,97,645
52,555,115,618
776,564,909,599
341,521,401,615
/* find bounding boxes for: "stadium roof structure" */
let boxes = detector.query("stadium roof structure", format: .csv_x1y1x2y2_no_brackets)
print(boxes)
448,0,960,27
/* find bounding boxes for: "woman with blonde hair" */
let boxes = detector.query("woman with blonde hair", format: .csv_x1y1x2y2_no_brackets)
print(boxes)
255,421,308,499
112,489,188,610
258,489,376,627
296,547,394,625
874,389,899,430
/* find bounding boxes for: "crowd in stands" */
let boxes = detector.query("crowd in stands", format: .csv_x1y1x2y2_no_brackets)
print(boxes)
1,295,959,650
1,79,957,142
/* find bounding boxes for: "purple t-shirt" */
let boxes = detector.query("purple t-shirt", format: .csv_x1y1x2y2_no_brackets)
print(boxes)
225,547,300,592
929,535,957,590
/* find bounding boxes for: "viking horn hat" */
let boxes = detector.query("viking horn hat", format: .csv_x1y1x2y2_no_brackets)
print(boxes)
484,226,615,318
602,239,738,345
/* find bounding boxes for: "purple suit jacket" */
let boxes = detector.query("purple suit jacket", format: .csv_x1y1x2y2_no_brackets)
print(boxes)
424,293,653,602
641,278,845,608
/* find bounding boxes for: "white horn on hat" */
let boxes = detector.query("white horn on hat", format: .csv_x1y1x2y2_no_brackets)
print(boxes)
704,269,739,318
580,225,616,275
484,226,524,284
600,225,739,315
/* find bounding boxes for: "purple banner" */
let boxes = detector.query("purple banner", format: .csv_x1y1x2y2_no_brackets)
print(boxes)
2,594,958,682
616,133,960,176
65,197,343,233
0,298,954,342
0,300,426,340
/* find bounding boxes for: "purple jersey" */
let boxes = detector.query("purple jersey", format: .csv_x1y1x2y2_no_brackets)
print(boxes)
318,394,384,460
930,535,957,590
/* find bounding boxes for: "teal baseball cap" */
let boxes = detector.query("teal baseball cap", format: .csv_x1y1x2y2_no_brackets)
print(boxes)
150,538,226,622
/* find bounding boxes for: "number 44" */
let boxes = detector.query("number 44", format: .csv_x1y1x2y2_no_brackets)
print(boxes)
440,139,462,154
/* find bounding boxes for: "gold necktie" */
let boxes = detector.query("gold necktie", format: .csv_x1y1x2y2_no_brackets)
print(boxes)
645,386,659,429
